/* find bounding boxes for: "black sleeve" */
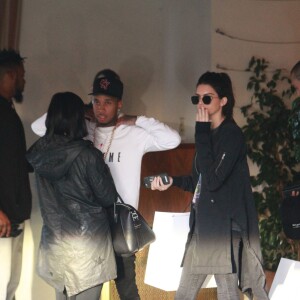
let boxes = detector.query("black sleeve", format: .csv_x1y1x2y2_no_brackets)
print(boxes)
172,175,195,193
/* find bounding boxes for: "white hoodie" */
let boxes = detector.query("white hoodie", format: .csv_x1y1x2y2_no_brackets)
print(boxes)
31,114,181,208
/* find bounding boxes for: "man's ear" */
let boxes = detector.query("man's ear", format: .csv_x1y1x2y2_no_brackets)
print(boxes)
2,70,14,80
7,70,17,80
1,70,16,87
118,100,123,110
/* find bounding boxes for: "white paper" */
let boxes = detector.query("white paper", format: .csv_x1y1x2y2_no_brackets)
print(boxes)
144,211,216,291
269,257,300,300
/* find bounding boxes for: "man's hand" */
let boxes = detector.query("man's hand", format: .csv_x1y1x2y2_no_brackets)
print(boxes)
116,115,137,127
0,210,11,237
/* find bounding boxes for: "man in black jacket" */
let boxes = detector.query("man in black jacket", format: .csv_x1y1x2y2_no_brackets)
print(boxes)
0,49,32,300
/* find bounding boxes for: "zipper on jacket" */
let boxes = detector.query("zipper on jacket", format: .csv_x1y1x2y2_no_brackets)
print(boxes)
194,152,200,175
215,152,226,174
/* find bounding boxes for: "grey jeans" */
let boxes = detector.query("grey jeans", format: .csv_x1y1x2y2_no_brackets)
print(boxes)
175,230,242,300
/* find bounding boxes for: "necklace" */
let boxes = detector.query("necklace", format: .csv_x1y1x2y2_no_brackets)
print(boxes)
94,126,117,160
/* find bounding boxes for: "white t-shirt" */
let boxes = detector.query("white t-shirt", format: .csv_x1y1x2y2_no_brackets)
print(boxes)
31,114,181,208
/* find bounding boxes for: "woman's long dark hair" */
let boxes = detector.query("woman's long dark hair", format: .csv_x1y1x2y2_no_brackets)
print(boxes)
197,72,235,120
45,92,87,140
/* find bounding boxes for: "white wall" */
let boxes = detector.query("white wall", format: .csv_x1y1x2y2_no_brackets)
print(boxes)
18,0,211,143
16,1,211,299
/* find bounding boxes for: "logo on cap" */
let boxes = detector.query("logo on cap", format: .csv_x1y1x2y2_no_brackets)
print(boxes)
99,79,110,90
89,76,123,98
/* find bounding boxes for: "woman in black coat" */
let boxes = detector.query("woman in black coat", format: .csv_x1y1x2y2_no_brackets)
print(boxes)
27,92,118,300
151,72,269,300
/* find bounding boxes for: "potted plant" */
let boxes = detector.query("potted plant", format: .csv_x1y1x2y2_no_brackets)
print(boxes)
288,96,300,162
240,57,299,272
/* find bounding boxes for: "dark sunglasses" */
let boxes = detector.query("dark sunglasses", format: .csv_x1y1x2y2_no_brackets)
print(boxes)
191,95,215,105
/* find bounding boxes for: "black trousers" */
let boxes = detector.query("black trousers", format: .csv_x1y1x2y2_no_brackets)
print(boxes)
114,254,140,300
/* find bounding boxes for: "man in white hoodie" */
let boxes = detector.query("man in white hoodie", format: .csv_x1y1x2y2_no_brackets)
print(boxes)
31,71,181,300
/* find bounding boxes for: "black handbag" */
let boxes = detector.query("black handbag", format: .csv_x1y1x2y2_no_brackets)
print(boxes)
281,193,300,240
108,195,156,257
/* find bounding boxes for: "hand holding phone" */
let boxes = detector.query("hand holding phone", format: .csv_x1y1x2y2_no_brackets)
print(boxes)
143,173,170,188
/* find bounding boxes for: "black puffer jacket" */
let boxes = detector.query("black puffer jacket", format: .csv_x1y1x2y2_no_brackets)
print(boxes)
27,135,117,296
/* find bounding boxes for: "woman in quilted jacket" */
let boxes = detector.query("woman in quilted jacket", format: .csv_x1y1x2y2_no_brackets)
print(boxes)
27,92,118,300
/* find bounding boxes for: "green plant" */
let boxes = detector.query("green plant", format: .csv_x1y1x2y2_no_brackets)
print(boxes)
241,57,299,271
288,97,300,161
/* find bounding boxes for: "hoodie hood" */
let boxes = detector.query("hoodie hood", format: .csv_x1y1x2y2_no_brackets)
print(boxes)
27,135,89,181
